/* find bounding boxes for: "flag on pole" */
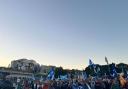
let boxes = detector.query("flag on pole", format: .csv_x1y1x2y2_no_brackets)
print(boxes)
89,59,94,66
89,59,96,68
47,67,55,80
89,59,97,74
112,69,117,77
105,56,109,65
111,64,117,77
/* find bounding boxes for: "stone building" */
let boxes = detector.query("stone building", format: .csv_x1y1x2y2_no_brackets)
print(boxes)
11,58,40,72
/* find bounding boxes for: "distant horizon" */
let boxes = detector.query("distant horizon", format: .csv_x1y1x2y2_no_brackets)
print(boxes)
0,57,128,70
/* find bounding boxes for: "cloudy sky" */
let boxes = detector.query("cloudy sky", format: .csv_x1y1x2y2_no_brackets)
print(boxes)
0,0,128,69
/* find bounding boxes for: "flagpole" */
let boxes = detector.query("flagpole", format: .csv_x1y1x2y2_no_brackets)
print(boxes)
105,57,110,75
108,64,110,75
89,59,96,76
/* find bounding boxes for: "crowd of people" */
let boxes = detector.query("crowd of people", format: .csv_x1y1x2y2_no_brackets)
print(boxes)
1,74,128,89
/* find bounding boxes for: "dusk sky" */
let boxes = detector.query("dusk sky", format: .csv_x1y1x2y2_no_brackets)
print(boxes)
0,0,128,69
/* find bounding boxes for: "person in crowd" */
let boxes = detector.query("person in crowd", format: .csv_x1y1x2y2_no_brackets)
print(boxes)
31,81,35,89
103,79,111,89
95,79,105,89
123,80,128,89
42,80,50,89
24,80,29,89
110,78,121,89
3,74,128,89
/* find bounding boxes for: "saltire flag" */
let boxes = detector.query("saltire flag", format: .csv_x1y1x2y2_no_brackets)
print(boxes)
112,69,117,77
89,59,94,66
105,56,109,65
47,67,55,80
60,75,68,80
89,59,97,73
89,59,96,68
111,64,117,77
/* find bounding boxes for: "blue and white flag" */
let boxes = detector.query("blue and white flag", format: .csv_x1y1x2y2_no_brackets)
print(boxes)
60,75,68,80
89,59,96,68
111,64,117,77
89,59,93,66
112,69,117,77
89,59,97,74
47,67,55,80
